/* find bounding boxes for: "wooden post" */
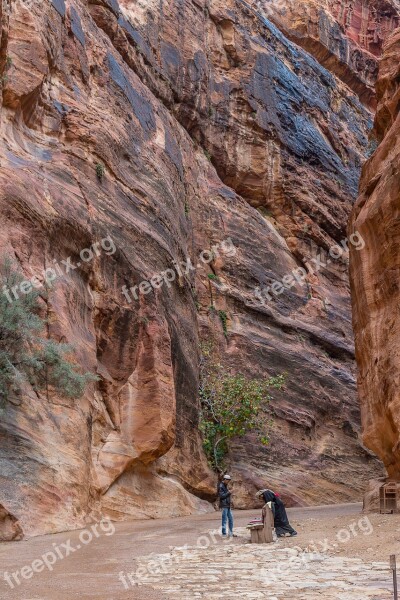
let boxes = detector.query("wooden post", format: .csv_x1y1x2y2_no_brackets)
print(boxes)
262,504,274,543
391,555,398,600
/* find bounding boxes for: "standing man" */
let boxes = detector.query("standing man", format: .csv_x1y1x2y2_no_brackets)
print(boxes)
219,474,234,537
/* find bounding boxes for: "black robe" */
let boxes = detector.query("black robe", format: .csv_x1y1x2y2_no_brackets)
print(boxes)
262,490,297,536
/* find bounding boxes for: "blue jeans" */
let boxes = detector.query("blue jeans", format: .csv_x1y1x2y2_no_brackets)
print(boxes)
221,507,233,535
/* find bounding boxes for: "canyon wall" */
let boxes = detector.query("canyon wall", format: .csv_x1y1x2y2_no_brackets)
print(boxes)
258,0,400,106
349,27,400,480
0,0,395,538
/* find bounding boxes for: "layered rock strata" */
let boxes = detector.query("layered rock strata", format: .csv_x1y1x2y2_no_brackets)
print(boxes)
250,0,399,107
350,27,400,482
0,0,392,537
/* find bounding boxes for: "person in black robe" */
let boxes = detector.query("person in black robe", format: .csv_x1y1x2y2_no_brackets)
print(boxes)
260,489,297,537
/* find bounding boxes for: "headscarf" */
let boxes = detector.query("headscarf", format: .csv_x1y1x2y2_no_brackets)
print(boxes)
262,490,276,503
256,489,276,503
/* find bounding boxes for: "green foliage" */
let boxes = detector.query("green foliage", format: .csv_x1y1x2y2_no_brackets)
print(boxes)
218,309,228,337
207,273,219,282
0,257,97,407
28,340,95,399
184,201,190,216
199,348,285,470
96,162,105,181
2,56,12,84
204,149,212,162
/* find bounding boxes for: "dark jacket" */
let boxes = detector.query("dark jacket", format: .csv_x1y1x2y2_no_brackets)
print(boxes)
262,490,296,534
218,482,231,508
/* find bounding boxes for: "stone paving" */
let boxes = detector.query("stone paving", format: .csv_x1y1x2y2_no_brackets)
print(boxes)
132,528,393,599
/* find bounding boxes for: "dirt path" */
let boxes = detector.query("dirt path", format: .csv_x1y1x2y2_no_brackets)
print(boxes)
0,503,398,599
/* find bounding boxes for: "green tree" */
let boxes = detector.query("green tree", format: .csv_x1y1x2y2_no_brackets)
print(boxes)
199,345,285,470
0,257,97,407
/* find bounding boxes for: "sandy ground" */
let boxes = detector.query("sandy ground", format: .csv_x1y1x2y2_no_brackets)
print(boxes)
280,508,400,562
0,503,398,599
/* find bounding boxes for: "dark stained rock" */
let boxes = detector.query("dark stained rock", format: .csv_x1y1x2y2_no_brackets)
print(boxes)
107,53,156,134
0,0,394,536
255,0,399,107
70,6,85,46
51,0,65,18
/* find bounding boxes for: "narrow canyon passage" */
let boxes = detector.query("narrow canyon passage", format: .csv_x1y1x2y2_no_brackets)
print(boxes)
0,0,400,598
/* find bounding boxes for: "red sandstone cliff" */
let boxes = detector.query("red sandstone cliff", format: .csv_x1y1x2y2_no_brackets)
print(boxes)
350,27,400,480
252,0,399,106
0,0,396,539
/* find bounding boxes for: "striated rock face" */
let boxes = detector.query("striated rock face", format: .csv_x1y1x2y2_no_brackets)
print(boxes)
328,0,400,56
0,0,389,537
253,0,400,107
349,28,400,481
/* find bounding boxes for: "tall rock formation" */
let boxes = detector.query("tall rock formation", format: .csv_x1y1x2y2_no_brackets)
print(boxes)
350,27,400,480
0,0,395,537
254,0,400,106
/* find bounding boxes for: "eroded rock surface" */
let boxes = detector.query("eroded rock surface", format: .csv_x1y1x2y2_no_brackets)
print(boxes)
0,504,23,542
350,28,400,481
0,0,391,537
259,0,400,106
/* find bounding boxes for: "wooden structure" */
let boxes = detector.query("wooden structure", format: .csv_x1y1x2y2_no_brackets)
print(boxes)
247,503,274,544
380,482,399,514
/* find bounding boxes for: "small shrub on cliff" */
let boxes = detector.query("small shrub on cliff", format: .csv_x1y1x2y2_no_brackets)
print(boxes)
199,346,285,470
0,257,97,406
95,162,105,181
1,56,12,84
218,309,228,337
